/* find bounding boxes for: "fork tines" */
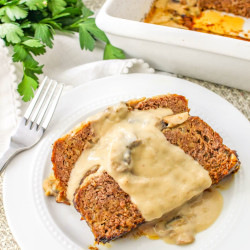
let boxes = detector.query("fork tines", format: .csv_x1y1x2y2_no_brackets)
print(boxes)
24,76,63,130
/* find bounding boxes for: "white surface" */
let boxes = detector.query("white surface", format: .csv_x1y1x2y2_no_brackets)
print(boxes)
3,74,250,250
96,0,250,91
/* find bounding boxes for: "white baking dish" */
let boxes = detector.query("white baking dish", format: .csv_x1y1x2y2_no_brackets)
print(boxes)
96,0,250,91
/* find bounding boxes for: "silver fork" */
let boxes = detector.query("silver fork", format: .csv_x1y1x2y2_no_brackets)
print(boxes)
0,77,63,175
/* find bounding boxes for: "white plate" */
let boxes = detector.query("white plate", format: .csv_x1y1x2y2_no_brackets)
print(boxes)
3,73,250,250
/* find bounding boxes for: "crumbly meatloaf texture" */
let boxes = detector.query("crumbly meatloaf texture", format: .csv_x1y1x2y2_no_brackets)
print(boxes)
129,94,189,113
163,116,240,184
198,0,250,17
51,94,189,203
74,171,145,243
51,122,94,203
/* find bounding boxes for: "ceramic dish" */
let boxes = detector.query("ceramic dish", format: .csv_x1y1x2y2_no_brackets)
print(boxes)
96,0,250,91
3,74,250,250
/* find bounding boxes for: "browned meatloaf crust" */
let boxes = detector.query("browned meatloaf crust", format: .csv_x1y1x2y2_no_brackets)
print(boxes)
198,0,250,18
50,94,239,244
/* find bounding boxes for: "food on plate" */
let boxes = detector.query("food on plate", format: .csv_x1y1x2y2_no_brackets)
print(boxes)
144,0,250,40
43,94,240,245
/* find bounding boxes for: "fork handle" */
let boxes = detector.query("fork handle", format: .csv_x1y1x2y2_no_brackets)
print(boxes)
0,143,23,175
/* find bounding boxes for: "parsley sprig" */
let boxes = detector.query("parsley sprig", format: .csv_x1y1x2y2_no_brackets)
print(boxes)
0,0,125,101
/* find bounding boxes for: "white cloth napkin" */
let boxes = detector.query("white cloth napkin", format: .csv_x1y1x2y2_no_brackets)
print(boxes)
0,34,154,155
0,39,21,154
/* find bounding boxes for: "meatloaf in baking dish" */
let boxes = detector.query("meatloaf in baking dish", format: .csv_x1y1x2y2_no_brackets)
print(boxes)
144,0,250,40
199,0,250,18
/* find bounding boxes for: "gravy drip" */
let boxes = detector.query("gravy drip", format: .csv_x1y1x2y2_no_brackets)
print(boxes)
137,188,223,245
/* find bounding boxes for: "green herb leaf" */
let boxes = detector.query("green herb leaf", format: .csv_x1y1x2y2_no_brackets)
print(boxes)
25,0,47,10
82,18,109,43
28,45,46,56
41,19,61,30
78,18,109,51
0,0,7,5
0,15,11,23
104,43,125,60
17,74,38,101
48,0,66,16
25,63,43,74
4,5,28,21
20,20,31,29
0,7,6,17
23,39,44,47
51,12,70,19
4,0,20,6
79,22,95,51
60,7,81,16
13,44,28,62
33,23,54,48
23,53,41,69
22,54,44,81
21,38,46,56
82,4,94,19
0,23,24,43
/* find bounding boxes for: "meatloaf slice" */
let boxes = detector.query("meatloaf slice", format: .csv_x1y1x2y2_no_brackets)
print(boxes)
51,94,189,204
163,116,240,184
74,171,145,243
198,0,250,18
